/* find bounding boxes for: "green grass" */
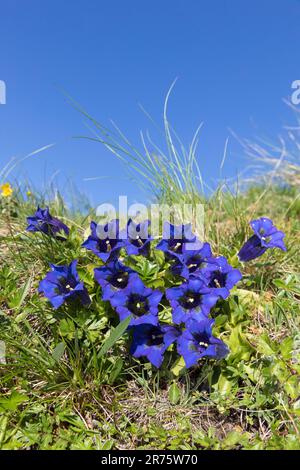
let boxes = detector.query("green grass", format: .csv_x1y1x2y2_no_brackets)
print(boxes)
0,182,299,450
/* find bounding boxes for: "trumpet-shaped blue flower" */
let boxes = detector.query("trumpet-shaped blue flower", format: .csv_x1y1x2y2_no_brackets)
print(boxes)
130,323,180,368
38,260,90,309
170,243,213,279
26,207,69,238
238,217,286,262
156,222,197,259
110,282,163,326
166,278,219,324
177,319,229,368
82,219,125,262
94,260,141,301
197,256,242,299
123,219,153,256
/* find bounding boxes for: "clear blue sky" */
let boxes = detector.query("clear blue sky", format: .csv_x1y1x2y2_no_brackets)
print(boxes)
1,0,299,207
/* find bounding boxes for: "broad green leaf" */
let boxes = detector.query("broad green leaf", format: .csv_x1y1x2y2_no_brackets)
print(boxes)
214,374,233,395
0,391,28,412
292,399,300,413
52,342,65,362
168,382,181,405
8,277,32,310
100,440,114,450
98,315,132,358
171,356,186,376
228,325,253,361
243,364,261,383
235,288,260,306
256,334,277,356
59,318,76,340
223,431,242,447
109,358,124,384
270,360,289,383
15,309,30,323
280,337,294,360
284,376,300,400
16,277,32,309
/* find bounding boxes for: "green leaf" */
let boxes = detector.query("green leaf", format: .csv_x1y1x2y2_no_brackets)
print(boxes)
228,325,253,361
100,440,114,450
17,277,32,308
59,318,76,340
168,382,181,405
15,310,29,323
243,363,261,383
98,316,132,358
292,399,300,413
280,337,294,360
256,334,277,356
0,391,28,412
171,356,186,376
235,288,260,307
284,376,300,400
52,342,65,362
223,431,242,447
214,374,233,395
109,358,124,384
8,277,32,310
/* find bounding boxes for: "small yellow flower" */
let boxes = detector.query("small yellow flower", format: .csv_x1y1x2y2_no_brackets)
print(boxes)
26,190,32,197
0,182,13,198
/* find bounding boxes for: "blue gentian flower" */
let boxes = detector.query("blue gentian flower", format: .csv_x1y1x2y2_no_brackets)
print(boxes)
38,260,90,309
94,260,141,301
177,319,229,368
238,217,286,262
166,278,219,324
156,222,197,260
130,323,180,368
26,206,69,238
196,256,242,299
82,219,125,262
123,219,153,256
170,243,213,279
110,282,163,326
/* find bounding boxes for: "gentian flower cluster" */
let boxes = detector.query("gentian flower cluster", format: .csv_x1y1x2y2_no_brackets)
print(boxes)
27,207,286,371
